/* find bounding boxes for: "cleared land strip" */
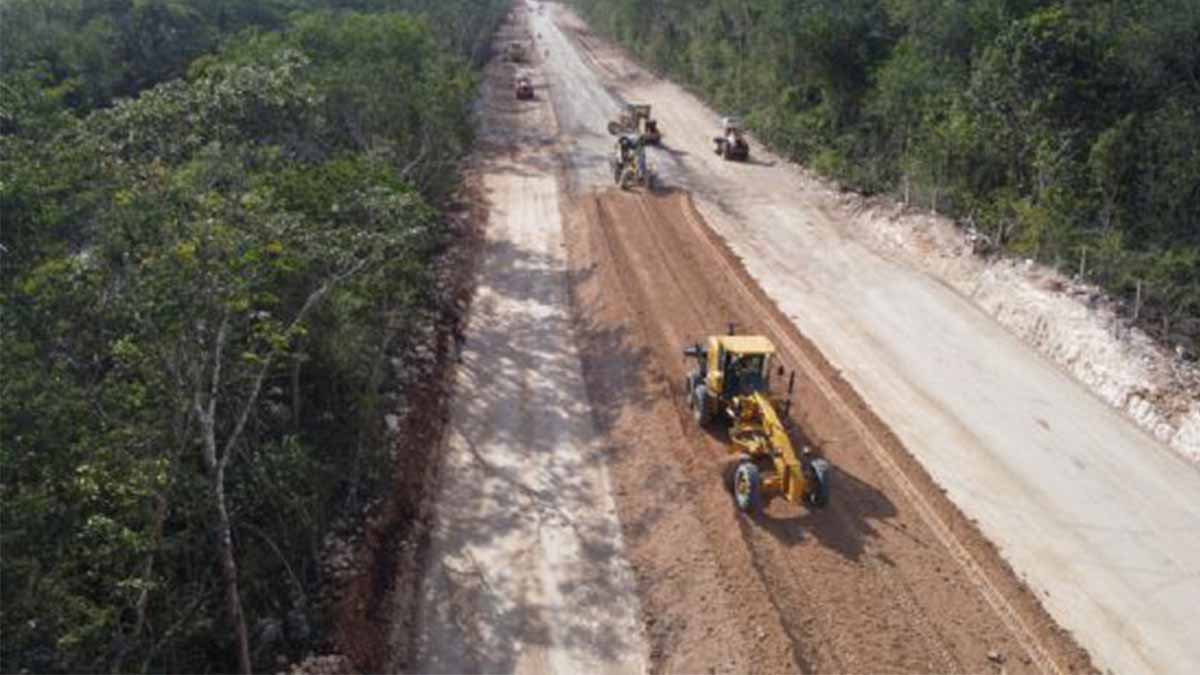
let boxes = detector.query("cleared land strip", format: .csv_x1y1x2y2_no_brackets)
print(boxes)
398,16,644,673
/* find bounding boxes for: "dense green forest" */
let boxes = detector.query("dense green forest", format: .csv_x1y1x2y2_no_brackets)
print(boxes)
574,0,1199,349
0,1,505,672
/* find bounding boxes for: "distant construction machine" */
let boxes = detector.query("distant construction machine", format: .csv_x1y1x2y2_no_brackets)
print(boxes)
505,41,527,63
607,103,662,145
713,116,750,161
515,75,534,100
684,327,831,513
610,134,655,190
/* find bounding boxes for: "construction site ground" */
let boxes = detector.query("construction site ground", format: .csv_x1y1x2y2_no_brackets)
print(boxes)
565,187,1097,674
382,2,1200,674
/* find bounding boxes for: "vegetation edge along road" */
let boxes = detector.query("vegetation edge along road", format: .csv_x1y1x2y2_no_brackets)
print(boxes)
1,2,507,672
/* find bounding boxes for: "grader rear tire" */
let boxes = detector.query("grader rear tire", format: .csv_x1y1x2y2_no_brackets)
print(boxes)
691,385,710,426
806,458,831,509
724,453,751,494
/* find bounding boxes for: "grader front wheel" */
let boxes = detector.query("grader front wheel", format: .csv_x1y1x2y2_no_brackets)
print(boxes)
619,167,636,190
691,385,711,426
733,461,762,513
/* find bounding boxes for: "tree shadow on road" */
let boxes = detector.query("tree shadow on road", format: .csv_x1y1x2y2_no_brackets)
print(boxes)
652,143,689,160
408,234,651,674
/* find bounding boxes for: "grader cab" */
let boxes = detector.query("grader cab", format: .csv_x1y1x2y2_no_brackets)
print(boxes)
684,328,831,513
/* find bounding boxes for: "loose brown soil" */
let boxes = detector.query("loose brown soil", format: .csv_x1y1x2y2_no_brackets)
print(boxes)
563,187,1096,674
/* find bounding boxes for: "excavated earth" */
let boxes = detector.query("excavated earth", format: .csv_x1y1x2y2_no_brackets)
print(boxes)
564,188,1094,674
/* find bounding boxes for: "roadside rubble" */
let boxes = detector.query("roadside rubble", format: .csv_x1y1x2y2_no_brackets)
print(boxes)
840,195,1199,461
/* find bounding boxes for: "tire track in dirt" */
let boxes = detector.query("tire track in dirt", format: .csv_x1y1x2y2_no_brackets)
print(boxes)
671,195,1066,675
596,191,953,673
565,188,1095,674
569,192,802,674
548,8,1198,673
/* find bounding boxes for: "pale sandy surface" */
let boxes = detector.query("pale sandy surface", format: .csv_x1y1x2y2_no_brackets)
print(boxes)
403,13,644,672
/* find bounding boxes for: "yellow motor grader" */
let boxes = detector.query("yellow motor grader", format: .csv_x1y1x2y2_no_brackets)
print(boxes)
607,103,662,145
684,328,831,513
610,134,655,190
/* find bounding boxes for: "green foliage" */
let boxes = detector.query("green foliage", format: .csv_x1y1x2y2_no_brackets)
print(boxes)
0,0,287,114
0,0,504,117
573,0,1199,348
1,1,506,672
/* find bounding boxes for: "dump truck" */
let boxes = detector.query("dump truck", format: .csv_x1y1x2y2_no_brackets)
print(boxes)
684,328,831,513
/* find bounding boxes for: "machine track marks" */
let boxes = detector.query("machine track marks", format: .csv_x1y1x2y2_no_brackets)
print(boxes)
564,188,1088,674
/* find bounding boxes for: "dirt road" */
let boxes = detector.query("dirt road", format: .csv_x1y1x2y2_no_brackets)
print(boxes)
398,19,644,673
396,2,1197,673
566,189,1092,673
529,3,1200,674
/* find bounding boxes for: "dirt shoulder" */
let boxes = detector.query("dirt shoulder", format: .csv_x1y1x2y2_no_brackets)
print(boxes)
323,147,486,675
840,195,1200,460
390,8,645,673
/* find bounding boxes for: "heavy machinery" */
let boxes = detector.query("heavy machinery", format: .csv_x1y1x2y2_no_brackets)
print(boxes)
515,75,534,100
684,328,831,513
505,41,526,63
607,104,662,145
610,135,655,190
713,116,749,161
